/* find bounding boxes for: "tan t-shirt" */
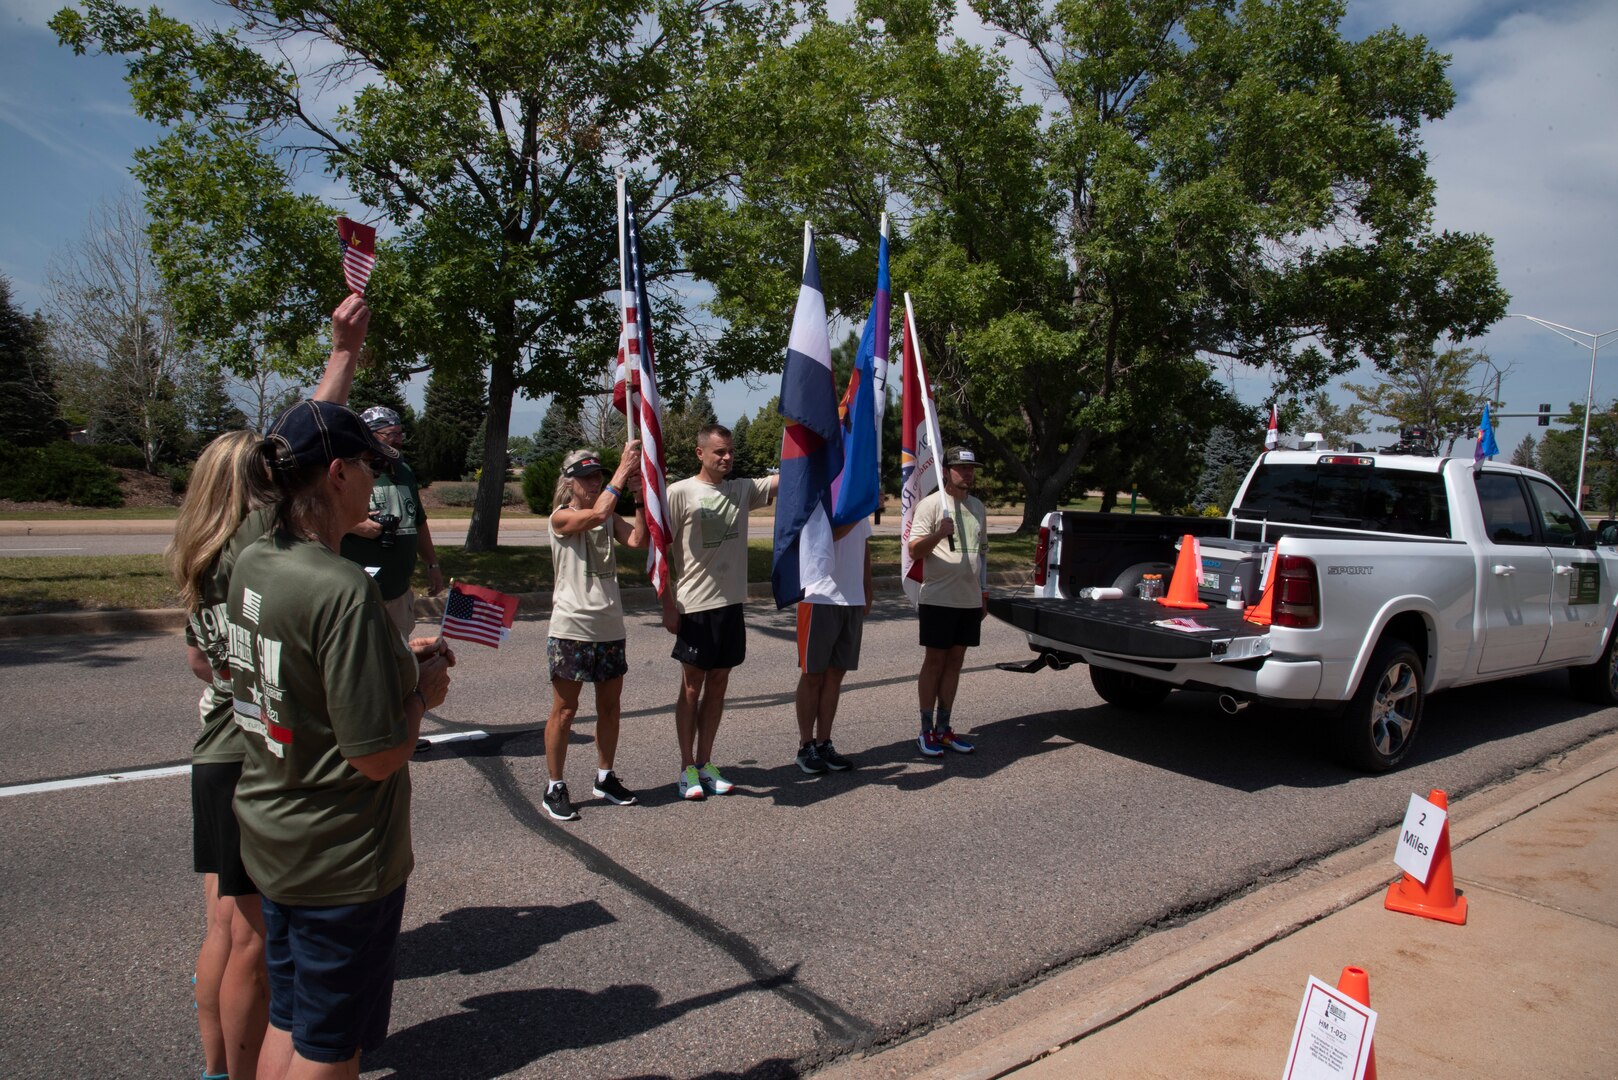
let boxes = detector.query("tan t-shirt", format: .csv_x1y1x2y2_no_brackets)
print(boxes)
913,489,988,609
666,475,774,613
548,511,624,641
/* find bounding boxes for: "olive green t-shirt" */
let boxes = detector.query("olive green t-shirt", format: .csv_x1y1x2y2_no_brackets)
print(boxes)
665,476,773,614
227,531,418,905
187,507,273,766
913,490,988,609
548,511,624,641
338,459,425,602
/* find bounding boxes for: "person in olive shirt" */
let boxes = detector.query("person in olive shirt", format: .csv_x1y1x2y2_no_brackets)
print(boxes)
909,446,988,757
340,406,443,639
230,398,453,1080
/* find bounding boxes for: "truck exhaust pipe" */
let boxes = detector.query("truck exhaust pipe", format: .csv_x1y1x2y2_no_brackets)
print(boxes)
1217,693,1250,715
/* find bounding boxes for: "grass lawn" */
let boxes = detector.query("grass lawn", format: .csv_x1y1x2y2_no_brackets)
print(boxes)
0,507,182,521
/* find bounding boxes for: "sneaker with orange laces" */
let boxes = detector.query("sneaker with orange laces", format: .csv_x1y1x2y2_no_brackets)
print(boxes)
939,728,975,754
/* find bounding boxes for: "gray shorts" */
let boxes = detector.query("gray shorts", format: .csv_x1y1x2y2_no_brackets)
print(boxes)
797,603,864,674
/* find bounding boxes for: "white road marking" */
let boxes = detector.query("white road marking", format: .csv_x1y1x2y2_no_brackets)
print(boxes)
0,730,489,798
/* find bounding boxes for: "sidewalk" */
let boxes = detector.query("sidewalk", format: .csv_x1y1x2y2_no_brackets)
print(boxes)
818,731,1618,1080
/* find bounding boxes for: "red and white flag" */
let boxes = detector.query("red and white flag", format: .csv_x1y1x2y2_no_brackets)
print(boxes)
612,185,671,597
440,582,517,648
336,217,377,296
1264,403,1279,450
898,293,947,605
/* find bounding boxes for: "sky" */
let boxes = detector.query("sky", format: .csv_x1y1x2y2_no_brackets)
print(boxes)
2,0,1615,451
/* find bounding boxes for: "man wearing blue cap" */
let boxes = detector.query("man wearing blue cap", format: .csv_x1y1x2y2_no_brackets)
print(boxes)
339,407,443,638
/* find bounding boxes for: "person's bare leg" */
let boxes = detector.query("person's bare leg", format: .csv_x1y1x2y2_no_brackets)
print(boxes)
694,668,731,765
546,678,582,783
795,671,824,745
197,874,230,1077
918,647,950,713
220,893,268,1080
283,1050,361,1079
257,1025,294,1080
936,645,969,711
594,676,623,770
815,668,846,742
675,666,704,768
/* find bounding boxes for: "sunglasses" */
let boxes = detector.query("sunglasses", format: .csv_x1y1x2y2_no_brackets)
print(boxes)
349,456,388,479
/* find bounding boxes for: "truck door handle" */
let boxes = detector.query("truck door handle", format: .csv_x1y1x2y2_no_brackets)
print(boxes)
1492,564,1516,576
1555,565,1576,576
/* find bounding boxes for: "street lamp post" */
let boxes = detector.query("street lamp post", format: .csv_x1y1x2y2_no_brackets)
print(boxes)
1508,314,1618,512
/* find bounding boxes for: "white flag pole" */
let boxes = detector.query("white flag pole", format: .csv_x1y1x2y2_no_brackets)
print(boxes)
616,170,638,442
903,292,954,550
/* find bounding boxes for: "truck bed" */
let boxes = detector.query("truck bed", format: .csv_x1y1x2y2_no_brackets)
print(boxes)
988,595,1272,662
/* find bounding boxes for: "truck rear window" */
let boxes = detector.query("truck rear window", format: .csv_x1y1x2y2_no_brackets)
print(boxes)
1239,464,1451,538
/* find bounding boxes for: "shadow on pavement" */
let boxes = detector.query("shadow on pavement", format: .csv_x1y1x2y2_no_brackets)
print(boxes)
365,972,800,1079
397,901,617,979
0,634,160,669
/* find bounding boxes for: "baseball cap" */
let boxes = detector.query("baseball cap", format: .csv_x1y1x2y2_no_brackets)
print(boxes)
563,453,608,478
360,406,402,431
266,400,400,471
943,446,978,466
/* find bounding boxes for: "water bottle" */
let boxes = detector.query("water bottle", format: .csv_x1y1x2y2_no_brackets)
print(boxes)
1227,577,1245,610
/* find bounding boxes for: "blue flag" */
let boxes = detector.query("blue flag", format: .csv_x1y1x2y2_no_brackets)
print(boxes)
831,229,888,526
1475,402,1499,461
772,229,844,608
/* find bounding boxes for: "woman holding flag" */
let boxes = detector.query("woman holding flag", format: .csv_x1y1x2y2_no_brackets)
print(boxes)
540,443,646,821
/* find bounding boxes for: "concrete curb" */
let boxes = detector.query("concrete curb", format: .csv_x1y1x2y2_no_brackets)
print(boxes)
811,729,1618,1080
0,571,1035,639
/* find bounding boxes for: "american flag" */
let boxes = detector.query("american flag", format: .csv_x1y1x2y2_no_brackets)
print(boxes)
336,217,377,296
612,189,671,597
440,582,517,648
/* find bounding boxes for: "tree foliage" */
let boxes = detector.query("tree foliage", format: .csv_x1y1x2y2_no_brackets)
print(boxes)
0,277,68,447
1344,345,1501,453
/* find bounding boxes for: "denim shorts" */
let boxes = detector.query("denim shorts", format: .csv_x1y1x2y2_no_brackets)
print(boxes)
263,884,407,1064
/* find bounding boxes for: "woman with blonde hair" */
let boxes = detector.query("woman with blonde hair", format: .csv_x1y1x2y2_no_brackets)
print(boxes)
165,428,277,1080
542,441,646,821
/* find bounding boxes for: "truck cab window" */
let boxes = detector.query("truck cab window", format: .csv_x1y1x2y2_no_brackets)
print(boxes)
1476,473,1537,544
1526,477,1587,547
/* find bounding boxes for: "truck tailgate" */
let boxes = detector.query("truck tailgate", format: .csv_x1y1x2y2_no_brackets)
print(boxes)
988,596,1272,661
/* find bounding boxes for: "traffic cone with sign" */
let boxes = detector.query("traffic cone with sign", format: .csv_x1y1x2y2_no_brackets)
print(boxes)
1335,966,1377,1080
1384,788,1468,924
1157,534,1209,610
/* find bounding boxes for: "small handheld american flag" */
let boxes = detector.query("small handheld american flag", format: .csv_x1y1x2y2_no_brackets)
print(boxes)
440,582,517,648
336,217,377,296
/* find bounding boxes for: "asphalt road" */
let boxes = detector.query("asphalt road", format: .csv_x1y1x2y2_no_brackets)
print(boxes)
2,597,1615,1079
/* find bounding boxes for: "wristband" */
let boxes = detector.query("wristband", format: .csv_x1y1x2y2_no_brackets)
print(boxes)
604,484,622,499
409,686,428,712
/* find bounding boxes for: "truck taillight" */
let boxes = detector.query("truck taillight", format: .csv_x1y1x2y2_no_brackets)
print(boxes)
1034,526,1050,587
1273,555,1319,628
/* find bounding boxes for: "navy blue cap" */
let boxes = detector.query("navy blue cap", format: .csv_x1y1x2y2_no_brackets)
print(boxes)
266,400,400,471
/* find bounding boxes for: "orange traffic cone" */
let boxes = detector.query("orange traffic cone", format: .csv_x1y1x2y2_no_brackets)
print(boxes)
1335,966,1377,1080
1384,788,1469,924
1157,534,1209,610
1244,543,1279,625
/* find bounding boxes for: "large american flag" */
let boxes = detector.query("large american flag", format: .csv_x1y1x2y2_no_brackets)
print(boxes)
336,217,377,296
612,191,671,597
440,582,517,648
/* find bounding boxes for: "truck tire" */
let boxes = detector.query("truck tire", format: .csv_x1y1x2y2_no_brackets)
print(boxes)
1335,639,1424,772
1090,665,1173,711
1567,621,1618,705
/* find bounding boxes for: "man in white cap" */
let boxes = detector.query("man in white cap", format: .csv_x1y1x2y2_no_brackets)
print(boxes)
908,445,988,757
339,407,443,638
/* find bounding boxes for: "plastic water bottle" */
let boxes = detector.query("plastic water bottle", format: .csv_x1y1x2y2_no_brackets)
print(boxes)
1227,578,1245,610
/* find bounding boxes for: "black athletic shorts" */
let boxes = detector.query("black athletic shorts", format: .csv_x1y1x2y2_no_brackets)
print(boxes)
192,761,258,897
918,603,984,650
672,603,747,671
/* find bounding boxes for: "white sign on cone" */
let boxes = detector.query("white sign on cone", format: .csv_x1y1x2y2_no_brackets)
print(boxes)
1282,976,1378,1080
1393,791,1447,883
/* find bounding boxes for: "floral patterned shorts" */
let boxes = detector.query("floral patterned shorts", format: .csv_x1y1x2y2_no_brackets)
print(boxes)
547,637,628,683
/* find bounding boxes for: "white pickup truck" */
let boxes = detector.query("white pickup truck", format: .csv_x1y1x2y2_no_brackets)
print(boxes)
988,450,1618,771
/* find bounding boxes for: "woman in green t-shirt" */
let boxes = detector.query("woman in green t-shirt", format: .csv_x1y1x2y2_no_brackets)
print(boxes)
541,443,646,821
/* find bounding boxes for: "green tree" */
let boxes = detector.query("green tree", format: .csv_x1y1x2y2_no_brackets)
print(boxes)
55,0,795,550
730,412,755,477
1510,434,1537,469
1537,403,1584,496
534,398,581,459
1291,392,1368,451
348,366,416,445
185,362,248,448
660,389,720,481
0,277,68,446
1344,346,1500,453
415,365,486,483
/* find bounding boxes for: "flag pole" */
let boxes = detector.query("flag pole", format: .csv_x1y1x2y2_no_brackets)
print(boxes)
875,211,889,481
616,169,639,443
903,292,954,550
803,220,812,275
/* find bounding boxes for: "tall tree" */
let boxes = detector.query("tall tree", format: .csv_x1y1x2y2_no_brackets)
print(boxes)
1344,345,1502,453
185,362,249,446
55,0,795,550
0,277,68,446
1510,434,1537,470
415,365,487,483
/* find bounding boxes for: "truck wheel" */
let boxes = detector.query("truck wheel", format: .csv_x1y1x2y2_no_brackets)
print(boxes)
1567,622,1618,705
1336,639,1424,772
1090,665,1173,711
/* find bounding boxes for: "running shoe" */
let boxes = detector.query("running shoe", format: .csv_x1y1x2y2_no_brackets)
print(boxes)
592,771,639,806
918,731,945,757
698,762,735,795
678,765,706,801
542,781,580,821
939,728,976,754
796,742,828,775
816,740,853,771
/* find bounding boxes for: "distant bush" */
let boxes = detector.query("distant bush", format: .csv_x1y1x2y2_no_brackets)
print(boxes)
162,463,192,494
522,454,563,514
434,482,516,508
87,443,147,469
0,440,124,507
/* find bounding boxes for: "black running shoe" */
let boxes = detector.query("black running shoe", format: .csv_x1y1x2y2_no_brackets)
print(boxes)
542,781,580,821
816,740,853,771
592,771,639,806
796,742,829,774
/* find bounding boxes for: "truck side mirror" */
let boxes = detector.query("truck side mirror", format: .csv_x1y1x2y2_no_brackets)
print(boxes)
1596,520,1618,546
